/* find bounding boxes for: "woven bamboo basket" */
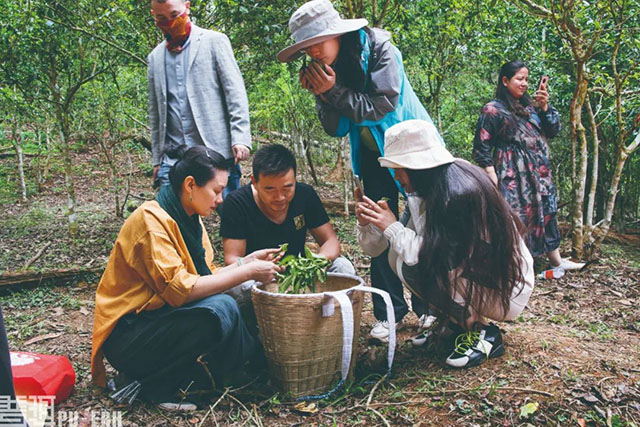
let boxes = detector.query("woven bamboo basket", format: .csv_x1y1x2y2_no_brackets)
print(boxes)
251,273,365,397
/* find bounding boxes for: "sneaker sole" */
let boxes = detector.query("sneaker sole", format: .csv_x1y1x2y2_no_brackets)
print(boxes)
446,343,506,369
410,337,427,346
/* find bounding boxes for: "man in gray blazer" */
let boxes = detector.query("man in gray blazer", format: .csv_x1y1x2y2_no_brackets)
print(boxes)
148,0,251,194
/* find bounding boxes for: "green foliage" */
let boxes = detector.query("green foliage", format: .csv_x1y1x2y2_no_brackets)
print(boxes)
0,0,638,231
0,286,80,311
276,245,331,294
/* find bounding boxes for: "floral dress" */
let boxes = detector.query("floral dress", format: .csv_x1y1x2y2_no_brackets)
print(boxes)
473,100,561,256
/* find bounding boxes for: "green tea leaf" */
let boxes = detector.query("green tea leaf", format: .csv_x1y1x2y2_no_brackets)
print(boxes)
279,254,295,265
304,245,313,259
275,245,330,294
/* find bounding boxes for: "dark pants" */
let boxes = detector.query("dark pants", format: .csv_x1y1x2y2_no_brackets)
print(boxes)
0,306,15,398
223,163,242,198
103,294,260,403
542,195,561,254
359,146,426,321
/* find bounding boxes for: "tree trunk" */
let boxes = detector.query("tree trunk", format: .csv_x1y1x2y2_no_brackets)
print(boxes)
590,131,640,252
301,136,319,186
35,128,53,194
584,18,640,255
589,149,627,251
327,149,344,182
60,114,78,237
14,143,27,202
584,96,599,233
569,62,589,259
10,121,27,202
96,134,122,217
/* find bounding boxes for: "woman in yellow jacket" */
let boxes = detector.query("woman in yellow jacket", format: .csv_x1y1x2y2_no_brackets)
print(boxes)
91,146,282,410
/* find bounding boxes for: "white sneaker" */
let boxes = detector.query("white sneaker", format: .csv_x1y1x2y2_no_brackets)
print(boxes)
418,314,437,331
558,258,585,271
370,320,401,343
157,401,197,412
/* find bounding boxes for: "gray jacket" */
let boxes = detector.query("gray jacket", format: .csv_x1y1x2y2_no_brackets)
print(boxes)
147,24,251,165
316,28,400,136
314,28,442,178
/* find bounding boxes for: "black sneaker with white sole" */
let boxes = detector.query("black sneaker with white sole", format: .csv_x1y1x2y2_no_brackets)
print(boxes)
410,329,435,346
445,323,505,368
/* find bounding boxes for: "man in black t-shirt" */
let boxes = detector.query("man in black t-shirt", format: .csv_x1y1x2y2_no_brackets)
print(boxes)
220,145,355,305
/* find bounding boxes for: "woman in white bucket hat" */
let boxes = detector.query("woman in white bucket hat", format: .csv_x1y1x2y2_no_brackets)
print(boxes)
279,0,445,343
357,120,535,369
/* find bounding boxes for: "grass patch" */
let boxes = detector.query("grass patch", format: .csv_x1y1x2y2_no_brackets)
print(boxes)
598,242,640,269
586,321,617,341
0,202,58,238
331,214,359,247
0,285,81,310
0,162,19,204
0,284,82,344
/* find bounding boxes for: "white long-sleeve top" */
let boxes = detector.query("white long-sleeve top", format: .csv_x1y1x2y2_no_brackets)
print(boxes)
357,194,535,322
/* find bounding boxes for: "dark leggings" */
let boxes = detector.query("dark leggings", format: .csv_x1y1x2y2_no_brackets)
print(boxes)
359,146,426,321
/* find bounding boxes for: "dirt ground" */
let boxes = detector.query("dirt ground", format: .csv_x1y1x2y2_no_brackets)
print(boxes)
0,146,638,426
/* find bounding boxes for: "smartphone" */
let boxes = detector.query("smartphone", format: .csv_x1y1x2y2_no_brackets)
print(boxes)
353,174,364,202
538,75,549,91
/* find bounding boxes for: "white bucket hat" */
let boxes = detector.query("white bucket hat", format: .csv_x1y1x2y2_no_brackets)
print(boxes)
277,0,368,63
378,120,455,170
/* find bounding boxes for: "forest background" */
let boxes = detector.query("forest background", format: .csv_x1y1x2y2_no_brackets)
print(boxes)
0,0,639,258
0,0,639,425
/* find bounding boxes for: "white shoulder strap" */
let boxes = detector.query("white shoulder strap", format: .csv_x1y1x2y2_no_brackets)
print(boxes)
321,285,396,382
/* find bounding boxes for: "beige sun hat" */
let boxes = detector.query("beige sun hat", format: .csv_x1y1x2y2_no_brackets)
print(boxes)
277,0,368,63
378,120,455,170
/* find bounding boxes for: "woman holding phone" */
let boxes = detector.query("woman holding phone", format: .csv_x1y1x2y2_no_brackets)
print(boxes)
277,0,444,342
472,60,584,272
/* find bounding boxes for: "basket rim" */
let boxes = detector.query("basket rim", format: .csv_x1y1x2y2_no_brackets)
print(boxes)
251,272,365,299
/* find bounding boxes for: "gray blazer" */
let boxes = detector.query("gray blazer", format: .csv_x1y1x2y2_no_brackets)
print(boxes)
147,24,251,166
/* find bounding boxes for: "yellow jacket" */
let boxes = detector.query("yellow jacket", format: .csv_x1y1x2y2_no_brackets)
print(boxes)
91,201,216,387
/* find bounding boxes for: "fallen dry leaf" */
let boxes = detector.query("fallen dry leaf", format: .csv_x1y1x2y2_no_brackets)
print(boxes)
581,394,599,405
25,332,63,346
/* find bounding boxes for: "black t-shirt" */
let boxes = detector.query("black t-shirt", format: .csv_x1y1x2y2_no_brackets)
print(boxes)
220,183,330,256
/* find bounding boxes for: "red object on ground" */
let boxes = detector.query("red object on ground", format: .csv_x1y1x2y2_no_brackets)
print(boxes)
10,351,76,403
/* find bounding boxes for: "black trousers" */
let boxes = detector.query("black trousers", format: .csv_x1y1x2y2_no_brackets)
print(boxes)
103,294,260,403
359,146,426,321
